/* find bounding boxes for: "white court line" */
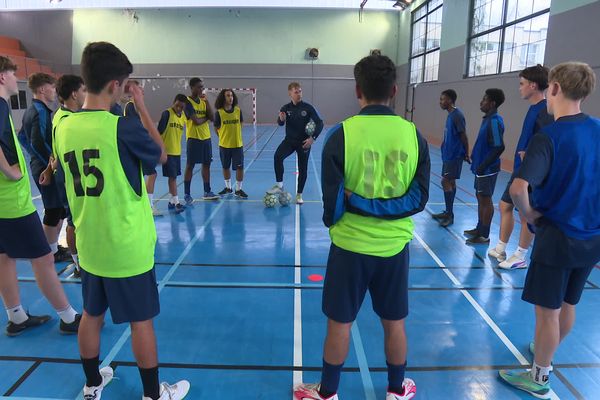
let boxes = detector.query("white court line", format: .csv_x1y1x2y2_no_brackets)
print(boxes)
414,232,560,400
292,156,303,393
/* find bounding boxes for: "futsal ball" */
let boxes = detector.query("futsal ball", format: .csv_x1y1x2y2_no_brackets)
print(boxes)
263,193,278,208
305,119,316,136
279,191,292,206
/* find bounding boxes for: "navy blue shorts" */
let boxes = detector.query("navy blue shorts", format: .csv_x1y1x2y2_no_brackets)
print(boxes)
81,267,160,324
322,244,409,323
219,146,244,170
474,174,498,197
501,172,517,204
442,159,463,180
143,165,157,176
186,138,212,165
33,171,64,210
0,211,51,259
522,261,594,309
162,155,181,178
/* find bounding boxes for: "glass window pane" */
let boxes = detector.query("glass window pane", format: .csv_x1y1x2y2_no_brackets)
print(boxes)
414,6,427,21
429,0,443,11
473,0,504,34
411,18,427,56
426,8,443,50
424,50,440,82
500,12,548,72
469,29,501,76
410,56,424,84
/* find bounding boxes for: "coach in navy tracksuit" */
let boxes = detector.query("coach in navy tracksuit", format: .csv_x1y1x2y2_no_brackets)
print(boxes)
266,82,323,204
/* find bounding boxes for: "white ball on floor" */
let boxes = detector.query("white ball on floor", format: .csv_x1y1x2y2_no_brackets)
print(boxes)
263,193,278,208
279,191,292,206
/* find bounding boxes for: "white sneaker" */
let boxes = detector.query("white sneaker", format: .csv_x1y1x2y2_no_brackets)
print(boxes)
266,184,283,195
296,194,304,204
386,378,416,400
498,254,527,270
82,366,114,400
293,383,338,399
488,247,507,262
143,381,190,400
152,207,163,217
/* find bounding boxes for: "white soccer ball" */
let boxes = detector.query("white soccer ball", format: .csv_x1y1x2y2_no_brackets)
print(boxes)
279,191,292,206
263,193,279,208
305,119,316,136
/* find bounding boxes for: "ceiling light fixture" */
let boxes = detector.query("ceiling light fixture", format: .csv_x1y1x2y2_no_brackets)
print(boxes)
393,0,413,10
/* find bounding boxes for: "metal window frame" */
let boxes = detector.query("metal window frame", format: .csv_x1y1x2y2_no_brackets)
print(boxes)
465,0,550,78
408,0,444,84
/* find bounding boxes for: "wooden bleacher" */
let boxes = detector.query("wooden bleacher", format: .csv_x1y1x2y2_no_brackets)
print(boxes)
0,35,59,80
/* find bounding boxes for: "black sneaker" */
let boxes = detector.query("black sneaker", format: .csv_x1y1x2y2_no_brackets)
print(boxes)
60,313,81,335
432,211,449,220
54,246,71,263
6,313,52,336
439,215,454,227
168,202,186,214
218,188,233,196
463,228,479,237
235,189,248,199
466,236,490,244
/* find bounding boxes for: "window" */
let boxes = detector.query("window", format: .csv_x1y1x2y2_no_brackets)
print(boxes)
467,0,550,77
409,0,444,84
9,90,27,110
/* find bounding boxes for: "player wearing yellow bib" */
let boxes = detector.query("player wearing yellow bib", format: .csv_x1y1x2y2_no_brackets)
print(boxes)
0,56,81,336
54,42,189,400
214,89,247,198
157,94,188,213
183,77,218,202
40,74,87,278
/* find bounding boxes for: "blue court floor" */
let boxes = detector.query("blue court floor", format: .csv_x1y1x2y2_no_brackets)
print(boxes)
2,125,600,399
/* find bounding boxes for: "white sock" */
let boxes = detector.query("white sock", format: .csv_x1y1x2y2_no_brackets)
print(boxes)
531,362,551,385
6,305,28,324
225,179,231,189
72,253,79,269
515,246,529,258
49,242,58,254
57,305,77,324
148,193,154,206
170,195,179,205
276,182,283,189
495,241,507,253
236,181,242,191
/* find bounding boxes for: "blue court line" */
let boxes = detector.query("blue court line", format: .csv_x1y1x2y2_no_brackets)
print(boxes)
309,151,377,399
72,126,281,400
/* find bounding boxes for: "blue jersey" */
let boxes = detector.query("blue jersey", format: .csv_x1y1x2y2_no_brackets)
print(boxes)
471,112,504,176
514,99,553,171
527,114,600,240
441,108,466,162
110,103,123,116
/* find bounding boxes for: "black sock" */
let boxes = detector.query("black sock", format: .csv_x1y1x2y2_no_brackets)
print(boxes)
184,180,191,196
319,359,343,398
81,356,102,387
387,361,407,395
203,181,211,193
443,190,455,217
139,366,160,399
